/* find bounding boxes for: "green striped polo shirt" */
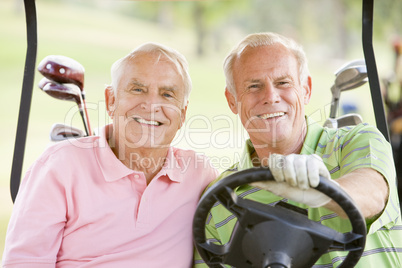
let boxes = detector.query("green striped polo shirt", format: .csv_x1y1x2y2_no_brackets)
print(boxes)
194,117,402,267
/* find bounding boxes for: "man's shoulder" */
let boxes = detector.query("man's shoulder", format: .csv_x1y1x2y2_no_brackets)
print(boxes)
315,122,386,148
39,136,100,162
324,122,382,136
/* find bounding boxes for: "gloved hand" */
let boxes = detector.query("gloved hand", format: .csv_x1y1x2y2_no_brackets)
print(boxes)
251,180,340,208
269,153,331,190
251,154,339,208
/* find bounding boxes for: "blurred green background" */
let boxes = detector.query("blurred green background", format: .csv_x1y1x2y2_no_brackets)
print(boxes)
1,0,401,262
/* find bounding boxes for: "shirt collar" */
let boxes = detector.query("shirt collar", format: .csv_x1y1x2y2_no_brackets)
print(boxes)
95,124,182,183
159,147,183,183
300,116,325,155
238,139,256,170
95,124,134,182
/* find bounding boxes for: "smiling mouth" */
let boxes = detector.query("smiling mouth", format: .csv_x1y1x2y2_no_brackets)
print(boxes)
258,112,285,119
133,117,161,126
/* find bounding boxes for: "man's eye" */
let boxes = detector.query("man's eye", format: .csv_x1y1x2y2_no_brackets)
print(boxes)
163,93,173,98
278,81,291,86
131,88,143,92
248,84,260,90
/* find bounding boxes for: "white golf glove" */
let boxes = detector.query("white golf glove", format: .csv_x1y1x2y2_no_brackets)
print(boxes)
251,154,339,208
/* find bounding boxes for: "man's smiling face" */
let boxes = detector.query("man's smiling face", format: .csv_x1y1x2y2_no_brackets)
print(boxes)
226,44,311,149
106,52,187,149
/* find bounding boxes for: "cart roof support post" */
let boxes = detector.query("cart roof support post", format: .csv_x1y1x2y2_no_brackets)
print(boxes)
10,0,38,203
362,0,390,142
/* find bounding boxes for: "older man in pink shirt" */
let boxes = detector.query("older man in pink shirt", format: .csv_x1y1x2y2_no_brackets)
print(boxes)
2,43,218,268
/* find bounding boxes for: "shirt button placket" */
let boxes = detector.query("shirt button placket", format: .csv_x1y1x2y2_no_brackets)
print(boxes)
133,173,148,228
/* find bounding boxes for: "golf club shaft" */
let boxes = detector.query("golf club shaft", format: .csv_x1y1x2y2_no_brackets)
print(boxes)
79,109,90,136
81,94,92,136
330,98,339,119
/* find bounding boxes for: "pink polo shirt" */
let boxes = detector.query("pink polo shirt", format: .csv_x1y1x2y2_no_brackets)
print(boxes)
2,125,218,268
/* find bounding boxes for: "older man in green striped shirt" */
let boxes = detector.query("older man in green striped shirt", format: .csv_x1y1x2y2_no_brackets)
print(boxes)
194,32,402,267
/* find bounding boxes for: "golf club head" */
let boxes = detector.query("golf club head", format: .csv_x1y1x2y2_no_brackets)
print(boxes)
50,123,86,141
334,59,366,75
328,60,368,119
37,55,85,90
334,65,368,93
332,59,368,94
38,77,82,104
39,77,91,136
323,113,363,129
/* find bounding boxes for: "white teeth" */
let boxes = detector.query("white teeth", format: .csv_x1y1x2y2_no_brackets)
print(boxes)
134,118,161,126
259,112,285,119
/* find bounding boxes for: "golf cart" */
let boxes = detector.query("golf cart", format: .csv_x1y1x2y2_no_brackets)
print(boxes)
9,0,395,267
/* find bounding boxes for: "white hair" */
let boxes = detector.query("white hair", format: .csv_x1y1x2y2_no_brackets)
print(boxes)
110,42,192,104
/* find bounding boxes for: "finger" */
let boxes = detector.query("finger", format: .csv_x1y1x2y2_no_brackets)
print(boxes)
250,181,287,196
283,154,297,187
312,154,331,184
307,155,321,187
311,154,331,181
269,154,285,182
294,155,309,190
318,163,331,181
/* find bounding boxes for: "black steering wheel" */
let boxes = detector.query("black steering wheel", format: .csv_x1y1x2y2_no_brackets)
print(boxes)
193,167,366,268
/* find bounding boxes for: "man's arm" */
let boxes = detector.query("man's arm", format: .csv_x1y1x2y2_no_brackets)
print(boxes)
253,153,391,220
325,167,389,219
2,158,66,267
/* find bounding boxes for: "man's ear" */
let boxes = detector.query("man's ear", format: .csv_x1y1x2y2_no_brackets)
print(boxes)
303,76,312,105
179,101,188,129
105,86,115,117
225,88,238,114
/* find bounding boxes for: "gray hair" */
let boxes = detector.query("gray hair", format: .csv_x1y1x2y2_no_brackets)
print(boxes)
223,32,309,95
110,42,192,105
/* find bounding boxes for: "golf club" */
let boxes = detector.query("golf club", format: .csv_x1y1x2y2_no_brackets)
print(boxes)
323,60,367,129
37,55,92,135
329,59,368,119
39,77,90,136
49,123,85,141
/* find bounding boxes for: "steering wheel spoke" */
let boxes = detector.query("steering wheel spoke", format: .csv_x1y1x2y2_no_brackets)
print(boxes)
213,186,248,219
329,232,366,251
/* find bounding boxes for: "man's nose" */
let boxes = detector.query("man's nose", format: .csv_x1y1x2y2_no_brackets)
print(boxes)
140,93,161,112
262,84,280,104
